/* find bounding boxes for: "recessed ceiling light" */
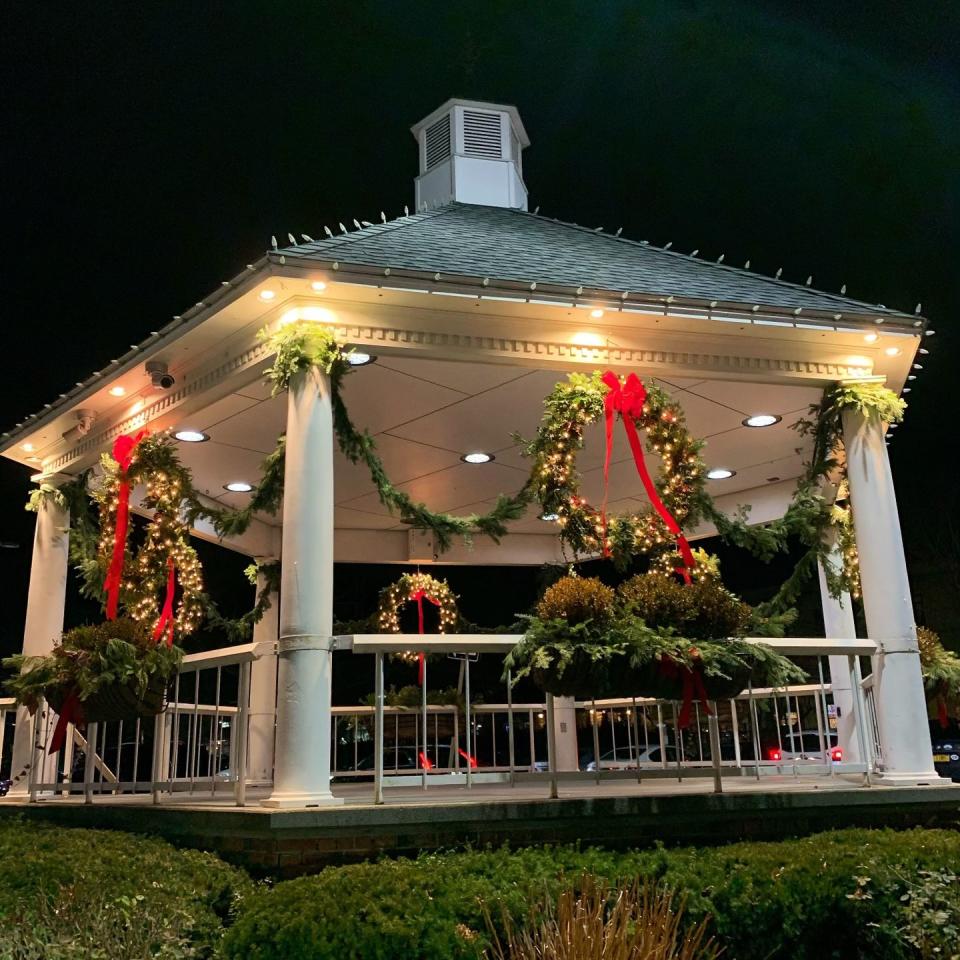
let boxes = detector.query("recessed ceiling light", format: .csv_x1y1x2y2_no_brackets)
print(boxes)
346,351,376,366
310,280,327,292
21,443,34,452
884,346,901,357
26,456,40,463
258,289,276,302
539,513,560,522
461,452,494,464
863,332,879,344
707,467,736,480
590,308,604,319
108,385,126,397
224,481,253,493
174,430,210,443
742,414,781,428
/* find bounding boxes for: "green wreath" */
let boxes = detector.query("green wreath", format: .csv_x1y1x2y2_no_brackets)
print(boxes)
522,371,708,569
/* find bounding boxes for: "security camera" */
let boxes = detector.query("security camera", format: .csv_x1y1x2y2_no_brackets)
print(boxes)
145,360,176,390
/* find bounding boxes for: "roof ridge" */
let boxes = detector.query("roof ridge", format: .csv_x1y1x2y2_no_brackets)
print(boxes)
510,206,905,317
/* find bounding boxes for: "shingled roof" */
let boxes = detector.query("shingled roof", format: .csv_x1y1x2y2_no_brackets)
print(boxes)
274,202,913,322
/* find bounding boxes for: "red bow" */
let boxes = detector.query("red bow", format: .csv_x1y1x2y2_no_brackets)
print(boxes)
410,588,441,686
49,690,84,755
152,556,177,647
601,371,695,580
658,655,712,729
103,430,149,619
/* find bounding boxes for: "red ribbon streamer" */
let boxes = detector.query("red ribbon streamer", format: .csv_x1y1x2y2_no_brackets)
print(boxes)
152,556,177,647
103,429,149,619
49,690,84,755
938,683,950,730
410,588,441,686
601,371,695,580
658,656,712,729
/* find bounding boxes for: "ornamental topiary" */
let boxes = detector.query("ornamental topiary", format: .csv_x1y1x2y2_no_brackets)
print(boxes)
618,572,751,641
535,576,615,625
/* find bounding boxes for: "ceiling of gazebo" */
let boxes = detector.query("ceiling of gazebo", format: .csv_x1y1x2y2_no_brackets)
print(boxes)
175,353,822,538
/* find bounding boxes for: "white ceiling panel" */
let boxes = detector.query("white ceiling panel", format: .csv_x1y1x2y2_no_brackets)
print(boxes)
385,369,563,455
206,394,286,454
376,357,529,395
685,381,822,419
340,461,523,515
338,364,464,435
177,441,268,498
333,434,463,504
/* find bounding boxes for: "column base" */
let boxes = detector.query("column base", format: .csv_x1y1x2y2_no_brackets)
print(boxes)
261,791,344,809
872,769,943,787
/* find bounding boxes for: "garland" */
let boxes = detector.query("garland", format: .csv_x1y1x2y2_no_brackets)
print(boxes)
189,324,532,549
521,371,707,571
97,435,205,638
918,626,960,728
25,321,906,640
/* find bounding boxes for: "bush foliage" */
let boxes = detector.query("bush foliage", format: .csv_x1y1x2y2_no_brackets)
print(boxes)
0,818,251,960
222,829,960,960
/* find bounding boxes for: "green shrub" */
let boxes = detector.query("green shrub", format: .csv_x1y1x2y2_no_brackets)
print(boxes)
0,818,252,959
222,828,960,960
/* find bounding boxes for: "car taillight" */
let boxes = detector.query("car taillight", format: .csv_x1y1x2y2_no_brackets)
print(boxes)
768,748,783,762
458,748,478,768
418,751,433,770
831,747,843,762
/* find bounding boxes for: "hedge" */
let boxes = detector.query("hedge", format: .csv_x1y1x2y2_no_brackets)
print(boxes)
222,828,960,960
0,818,252,960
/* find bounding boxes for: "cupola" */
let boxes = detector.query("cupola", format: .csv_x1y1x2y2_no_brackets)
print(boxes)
410,98,529,211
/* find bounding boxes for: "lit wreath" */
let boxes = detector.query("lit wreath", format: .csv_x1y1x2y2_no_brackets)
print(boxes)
377,572,459,668
523,371,708,569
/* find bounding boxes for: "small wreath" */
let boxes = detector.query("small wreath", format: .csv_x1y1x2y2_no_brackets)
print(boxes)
523,371,708,569
377,572,459,668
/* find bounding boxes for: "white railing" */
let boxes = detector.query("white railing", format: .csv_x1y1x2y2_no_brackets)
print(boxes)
4,634,883,806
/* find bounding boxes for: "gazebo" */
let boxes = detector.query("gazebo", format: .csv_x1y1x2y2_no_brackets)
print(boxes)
0,98,937,809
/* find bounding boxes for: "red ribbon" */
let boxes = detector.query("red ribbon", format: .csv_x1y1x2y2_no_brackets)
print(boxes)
937,683,950,730
410,588,441,686
49,690,84,755
152,556,177,647
601,371,695,580
658,655,712,729
103,429,149,619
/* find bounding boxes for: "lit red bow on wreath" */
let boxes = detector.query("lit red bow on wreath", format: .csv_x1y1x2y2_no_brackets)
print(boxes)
601,371,696,582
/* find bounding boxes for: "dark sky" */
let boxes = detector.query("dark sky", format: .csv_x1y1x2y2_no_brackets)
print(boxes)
1,1,958,652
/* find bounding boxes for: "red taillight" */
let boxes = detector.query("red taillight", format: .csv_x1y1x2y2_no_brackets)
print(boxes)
458,748,478,768
831,747,843,762
768,748,783,762
418,750,433,770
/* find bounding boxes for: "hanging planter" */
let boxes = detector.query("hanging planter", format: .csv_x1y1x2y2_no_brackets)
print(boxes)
3,619,182,751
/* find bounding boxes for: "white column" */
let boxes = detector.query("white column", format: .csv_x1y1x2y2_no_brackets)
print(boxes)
263,365,341,807
246,567,279,786
817,544,859,763
552,696,580,771
842,406,936,783
9,494,70,793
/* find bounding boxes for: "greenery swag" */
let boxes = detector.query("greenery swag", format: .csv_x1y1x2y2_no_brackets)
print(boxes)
25,320,907,642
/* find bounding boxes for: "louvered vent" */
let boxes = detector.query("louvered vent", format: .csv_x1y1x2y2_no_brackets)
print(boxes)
424,114,451,169
463,110,503,160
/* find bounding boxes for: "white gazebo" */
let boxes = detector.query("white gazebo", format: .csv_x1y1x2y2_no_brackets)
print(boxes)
1,98,937,806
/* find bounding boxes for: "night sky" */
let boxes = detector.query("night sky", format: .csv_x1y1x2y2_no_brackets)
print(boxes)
2,2,958,664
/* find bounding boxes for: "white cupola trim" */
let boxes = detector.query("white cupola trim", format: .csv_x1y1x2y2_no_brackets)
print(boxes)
410,98,530,211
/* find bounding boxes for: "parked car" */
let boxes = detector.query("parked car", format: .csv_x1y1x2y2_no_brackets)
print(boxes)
932,738,960,782
336,744,479,781
763,730,843,763
581,744,679,772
